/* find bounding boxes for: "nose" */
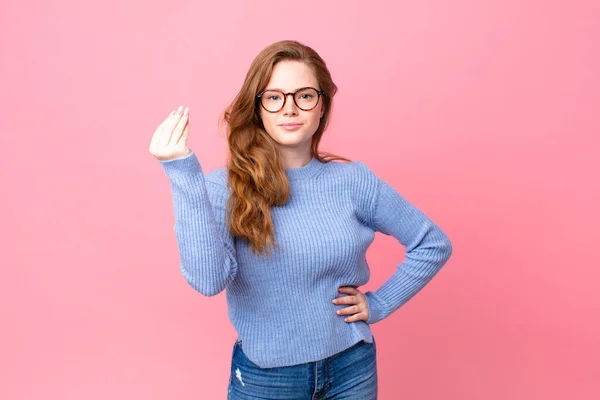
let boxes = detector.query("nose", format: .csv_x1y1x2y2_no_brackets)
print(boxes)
282,93,299,116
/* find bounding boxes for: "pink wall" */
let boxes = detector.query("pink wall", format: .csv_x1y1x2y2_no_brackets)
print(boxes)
2,1,598,399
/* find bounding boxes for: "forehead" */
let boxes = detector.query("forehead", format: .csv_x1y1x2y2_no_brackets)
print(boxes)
265,60,319,91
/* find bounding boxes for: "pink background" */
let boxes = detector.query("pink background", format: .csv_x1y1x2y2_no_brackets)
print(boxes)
2,0,599,399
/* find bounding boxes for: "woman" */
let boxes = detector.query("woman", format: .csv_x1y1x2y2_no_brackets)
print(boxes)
149,40,452,399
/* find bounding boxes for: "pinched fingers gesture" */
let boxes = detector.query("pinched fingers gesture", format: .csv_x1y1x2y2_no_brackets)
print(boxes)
149,105,191,161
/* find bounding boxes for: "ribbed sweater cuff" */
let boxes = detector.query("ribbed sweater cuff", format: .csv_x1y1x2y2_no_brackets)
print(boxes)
158,151,202,178
364,291,387,324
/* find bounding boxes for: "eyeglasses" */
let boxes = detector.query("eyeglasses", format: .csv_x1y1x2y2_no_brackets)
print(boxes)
256,86,324,113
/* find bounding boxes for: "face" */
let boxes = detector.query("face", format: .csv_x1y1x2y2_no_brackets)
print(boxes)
258,60,325,154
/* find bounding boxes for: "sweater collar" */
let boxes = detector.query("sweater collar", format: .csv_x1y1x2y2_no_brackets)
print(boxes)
285,156,324,181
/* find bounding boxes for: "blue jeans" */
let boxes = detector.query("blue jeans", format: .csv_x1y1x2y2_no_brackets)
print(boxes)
227,337,378,399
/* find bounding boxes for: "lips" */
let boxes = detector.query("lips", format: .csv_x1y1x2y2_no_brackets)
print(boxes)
279,122,302,127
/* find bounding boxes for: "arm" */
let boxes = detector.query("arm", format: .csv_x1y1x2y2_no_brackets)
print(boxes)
159,151,238,296
357,163,453,324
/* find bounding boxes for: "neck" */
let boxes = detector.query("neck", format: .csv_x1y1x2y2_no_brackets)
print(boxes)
278,147,313,169
284,154,324,181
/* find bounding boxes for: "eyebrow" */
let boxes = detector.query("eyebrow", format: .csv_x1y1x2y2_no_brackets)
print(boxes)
264,86,316,92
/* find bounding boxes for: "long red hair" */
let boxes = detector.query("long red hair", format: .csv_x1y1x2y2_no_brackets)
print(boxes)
221,40,351,257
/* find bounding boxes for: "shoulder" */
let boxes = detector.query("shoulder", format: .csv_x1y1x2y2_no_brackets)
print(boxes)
322,158,380,223
322,158,379,189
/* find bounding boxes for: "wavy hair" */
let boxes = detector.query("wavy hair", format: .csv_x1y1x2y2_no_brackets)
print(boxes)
220,40,351,257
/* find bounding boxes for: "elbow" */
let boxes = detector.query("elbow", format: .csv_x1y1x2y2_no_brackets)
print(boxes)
179,264,226,297
183,275,225,297
437,231,453,265
198,285,224,297
429,225,453,265
443,236,453,260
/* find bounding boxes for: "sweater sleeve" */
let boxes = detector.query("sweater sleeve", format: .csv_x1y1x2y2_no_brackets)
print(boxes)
159,151,238,296
357,163,453,324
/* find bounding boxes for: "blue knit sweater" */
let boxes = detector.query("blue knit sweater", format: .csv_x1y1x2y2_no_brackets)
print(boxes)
159,151,452,368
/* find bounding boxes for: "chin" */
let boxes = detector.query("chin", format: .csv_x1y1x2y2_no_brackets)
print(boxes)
275,138,305,147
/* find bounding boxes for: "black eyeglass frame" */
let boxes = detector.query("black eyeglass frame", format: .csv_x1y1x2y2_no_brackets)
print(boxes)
256,86,325,113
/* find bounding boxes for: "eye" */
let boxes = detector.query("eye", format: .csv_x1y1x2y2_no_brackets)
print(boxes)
268,95,280,101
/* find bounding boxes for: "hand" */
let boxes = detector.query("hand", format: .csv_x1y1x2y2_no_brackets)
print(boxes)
149,105,191,161
332,286,370,323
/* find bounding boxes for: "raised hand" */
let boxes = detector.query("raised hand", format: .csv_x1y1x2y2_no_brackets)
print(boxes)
149,105,191,161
